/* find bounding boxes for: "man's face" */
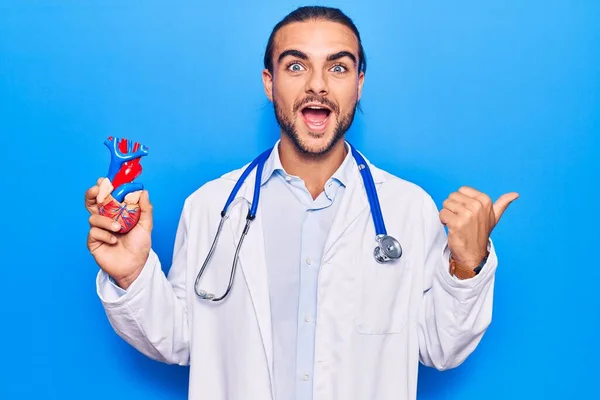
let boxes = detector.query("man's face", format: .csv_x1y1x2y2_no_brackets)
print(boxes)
263,19,365,156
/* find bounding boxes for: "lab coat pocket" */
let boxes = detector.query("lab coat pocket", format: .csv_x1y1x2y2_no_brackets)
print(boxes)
354,256,412,335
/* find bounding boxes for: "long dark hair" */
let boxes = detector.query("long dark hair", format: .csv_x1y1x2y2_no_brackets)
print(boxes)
263,6,367,75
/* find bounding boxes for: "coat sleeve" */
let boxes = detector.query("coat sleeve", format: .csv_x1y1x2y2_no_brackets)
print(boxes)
95,199,192,366
417,193,497,370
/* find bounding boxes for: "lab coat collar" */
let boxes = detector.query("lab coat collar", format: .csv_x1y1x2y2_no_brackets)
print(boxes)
259,139,360,188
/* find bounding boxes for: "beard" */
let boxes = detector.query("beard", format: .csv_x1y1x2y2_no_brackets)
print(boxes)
273,94,357,157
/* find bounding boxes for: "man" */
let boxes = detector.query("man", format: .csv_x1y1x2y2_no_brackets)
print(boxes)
85,6,518,400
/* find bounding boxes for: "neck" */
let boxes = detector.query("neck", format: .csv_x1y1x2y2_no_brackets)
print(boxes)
278,136,347,199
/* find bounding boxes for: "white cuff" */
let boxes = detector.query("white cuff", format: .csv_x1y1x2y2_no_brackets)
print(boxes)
96,271,127,302
95,250,159,306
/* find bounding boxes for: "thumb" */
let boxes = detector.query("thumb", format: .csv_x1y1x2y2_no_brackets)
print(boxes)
493,192,519,224
137,190,153,232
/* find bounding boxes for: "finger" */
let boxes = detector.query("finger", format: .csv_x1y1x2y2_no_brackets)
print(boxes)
88,226,118,245
493,192,519,223
457,186,492,208
439,208,459,226
89,214,122,232
85,185,100,213
86,178,109,213
457,186,481,198
442,198,463,214
449,192,481,213
137,190,153,232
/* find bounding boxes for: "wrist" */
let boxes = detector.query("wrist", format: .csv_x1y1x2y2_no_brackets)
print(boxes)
114,267,143,290
452,255,486,269
449,252,489,280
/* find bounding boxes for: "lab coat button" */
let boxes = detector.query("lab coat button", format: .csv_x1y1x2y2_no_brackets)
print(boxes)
306,257,312,265
303,374,310,381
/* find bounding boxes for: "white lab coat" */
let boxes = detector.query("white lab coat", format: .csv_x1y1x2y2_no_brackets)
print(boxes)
96,152,497,400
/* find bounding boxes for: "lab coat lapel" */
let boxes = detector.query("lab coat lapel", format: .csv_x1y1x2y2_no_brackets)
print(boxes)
322,160,369,262
227,170,274,395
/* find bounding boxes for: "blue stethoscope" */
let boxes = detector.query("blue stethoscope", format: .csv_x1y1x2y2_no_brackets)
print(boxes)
194,143,402,301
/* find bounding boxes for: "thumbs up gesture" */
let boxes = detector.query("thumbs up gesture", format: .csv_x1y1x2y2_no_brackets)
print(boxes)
440,186,519,269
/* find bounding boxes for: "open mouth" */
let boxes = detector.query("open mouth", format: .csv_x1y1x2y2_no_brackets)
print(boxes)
300,104,332,132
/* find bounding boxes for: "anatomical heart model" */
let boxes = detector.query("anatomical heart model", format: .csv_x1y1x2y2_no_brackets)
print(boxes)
97,136,149,233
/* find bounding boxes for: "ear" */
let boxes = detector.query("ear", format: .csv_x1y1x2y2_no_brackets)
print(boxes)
262,69,273,102
357,71,365,101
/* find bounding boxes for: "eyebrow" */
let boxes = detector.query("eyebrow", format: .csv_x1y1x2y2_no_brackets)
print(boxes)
326,51,357,66
277,49,357,66
278,49,309,63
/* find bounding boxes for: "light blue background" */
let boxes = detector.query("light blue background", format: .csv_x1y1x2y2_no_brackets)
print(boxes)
1,1,598,399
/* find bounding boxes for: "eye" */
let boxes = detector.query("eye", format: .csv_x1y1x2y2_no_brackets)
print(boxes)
287,62,305,72
330,64,347,73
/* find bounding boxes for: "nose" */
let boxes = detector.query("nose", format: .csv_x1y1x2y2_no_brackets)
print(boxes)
305,69,328,96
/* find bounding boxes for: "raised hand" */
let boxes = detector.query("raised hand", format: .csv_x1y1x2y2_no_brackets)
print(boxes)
440,186,519,269
86,136,152,289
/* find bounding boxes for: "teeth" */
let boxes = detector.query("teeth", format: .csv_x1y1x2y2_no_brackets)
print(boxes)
306,115,330,127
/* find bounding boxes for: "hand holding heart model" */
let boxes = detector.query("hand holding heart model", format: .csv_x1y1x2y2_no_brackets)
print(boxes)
97,136,149,233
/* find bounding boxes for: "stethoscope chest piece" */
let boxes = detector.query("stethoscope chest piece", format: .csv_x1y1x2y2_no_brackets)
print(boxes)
373,234,403,264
